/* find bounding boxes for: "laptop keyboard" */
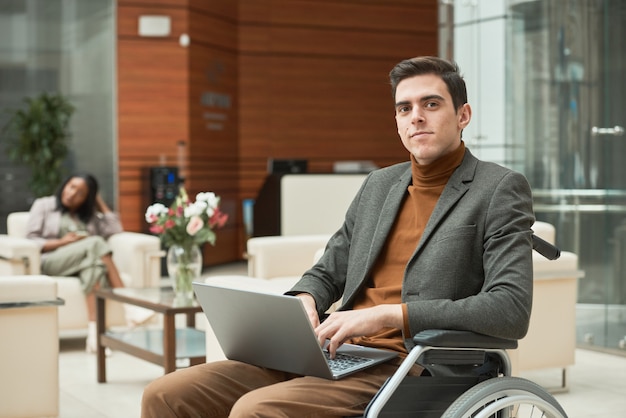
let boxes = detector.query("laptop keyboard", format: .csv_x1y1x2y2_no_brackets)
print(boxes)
323,351,373,372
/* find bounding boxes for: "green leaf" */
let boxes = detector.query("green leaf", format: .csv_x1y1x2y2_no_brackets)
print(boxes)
2,92,74,197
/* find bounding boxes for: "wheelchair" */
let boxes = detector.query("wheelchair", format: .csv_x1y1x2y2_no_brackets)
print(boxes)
362,329,567,417
362,235,568,417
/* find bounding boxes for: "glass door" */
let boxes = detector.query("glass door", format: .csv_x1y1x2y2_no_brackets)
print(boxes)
0,0,116,232
509,0,626,354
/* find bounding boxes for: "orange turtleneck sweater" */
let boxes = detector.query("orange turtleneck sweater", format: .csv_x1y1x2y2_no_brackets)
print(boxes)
349,142,466,355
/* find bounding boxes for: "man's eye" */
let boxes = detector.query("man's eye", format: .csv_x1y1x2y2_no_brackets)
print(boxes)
397,106,410,113
425,102,438,108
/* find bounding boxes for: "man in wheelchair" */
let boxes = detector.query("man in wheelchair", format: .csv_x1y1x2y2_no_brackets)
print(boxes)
142,56,537,417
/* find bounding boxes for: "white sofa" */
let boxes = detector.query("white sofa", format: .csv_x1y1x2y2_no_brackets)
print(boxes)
279,174,367,235
202,234,331,361
202,222,583,391
0,275,63,418
0,212,163,336
509,221,584,392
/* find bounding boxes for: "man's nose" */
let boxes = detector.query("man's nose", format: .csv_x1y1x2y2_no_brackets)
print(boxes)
411,107,425,123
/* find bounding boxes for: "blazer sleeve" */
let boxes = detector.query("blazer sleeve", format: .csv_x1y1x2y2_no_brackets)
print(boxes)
25,197,51,249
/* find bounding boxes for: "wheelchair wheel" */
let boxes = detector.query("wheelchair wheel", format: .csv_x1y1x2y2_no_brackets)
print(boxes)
441,376,568,418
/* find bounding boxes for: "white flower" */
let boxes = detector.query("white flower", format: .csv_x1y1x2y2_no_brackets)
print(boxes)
196,192,220,216
145,203,168,222
184,201,207,218
196,192,219,208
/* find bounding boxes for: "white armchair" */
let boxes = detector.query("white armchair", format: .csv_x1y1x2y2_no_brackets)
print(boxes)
202,234,332,361
202,222,584,389
509,221,584,392
0,275,63,418
0,212,163,336
246,234,331,279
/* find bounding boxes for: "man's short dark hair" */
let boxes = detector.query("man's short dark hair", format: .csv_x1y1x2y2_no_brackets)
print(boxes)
389,56,468,111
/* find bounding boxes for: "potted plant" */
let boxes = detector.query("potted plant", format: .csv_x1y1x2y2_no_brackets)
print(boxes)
2,92,75,197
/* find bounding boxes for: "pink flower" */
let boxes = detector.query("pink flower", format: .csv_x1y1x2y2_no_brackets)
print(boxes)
209,209,228,229
149,224,164,234
164,219,176,229
186,216,204,236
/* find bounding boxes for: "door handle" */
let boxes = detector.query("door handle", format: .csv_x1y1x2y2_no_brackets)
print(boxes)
591,125,624,136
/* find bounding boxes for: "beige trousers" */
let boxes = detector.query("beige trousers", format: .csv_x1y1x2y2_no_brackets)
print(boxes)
41,235,111,293
141,359,422,418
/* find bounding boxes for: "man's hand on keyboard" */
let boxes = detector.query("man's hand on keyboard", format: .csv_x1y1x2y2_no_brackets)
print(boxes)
314,304,403,358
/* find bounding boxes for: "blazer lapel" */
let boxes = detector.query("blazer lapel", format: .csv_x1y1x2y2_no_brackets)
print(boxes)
416,150,478,253
347,150,477,300
363,166,412,273
340,166,412,308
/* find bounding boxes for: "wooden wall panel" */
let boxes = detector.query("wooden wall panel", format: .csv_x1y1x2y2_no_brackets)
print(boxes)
187,6,239,264
117,0,189,238
117,5,188,38
261,0,436,30
237,0,438,207
189,0,236,18
117,0,242,265
119,0,185,6
117,0,438,265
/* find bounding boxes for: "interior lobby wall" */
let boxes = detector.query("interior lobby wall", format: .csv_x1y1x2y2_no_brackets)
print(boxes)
116,0,438,265
116,0,191,236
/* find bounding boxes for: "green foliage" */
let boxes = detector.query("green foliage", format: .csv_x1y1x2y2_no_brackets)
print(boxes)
2,92,75,197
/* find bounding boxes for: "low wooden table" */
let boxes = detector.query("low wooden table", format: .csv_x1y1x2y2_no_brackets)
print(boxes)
95,287,206,383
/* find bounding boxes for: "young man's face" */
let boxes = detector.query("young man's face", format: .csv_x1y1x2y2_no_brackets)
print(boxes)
394,74,471,165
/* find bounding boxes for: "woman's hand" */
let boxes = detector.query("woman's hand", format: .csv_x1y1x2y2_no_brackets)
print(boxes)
95,194,112,214
62,231,88,244
61,231,89,244
42,231,87,253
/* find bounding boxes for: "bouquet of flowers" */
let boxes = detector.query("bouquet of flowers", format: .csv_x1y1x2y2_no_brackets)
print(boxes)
145,187,228,300
145,187,228,252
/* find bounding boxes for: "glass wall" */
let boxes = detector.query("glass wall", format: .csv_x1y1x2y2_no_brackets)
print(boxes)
0,0,115,232
509,0,626,353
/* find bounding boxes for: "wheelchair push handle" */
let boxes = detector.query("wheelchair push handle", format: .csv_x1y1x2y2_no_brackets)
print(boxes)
531,234,561,260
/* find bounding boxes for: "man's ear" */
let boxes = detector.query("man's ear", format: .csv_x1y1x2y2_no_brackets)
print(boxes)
458,103,472,129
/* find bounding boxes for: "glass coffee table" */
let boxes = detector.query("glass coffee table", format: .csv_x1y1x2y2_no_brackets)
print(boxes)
94,287,206,383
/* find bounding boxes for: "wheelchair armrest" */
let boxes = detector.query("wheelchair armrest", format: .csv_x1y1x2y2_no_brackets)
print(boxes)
365,330,518,416
413,329,518,350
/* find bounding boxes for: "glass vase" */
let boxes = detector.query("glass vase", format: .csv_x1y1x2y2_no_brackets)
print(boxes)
166,244,202,303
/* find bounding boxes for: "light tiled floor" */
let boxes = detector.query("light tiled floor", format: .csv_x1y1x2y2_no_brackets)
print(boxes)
59,342,626,418
521,349,626,418
58,262,626,417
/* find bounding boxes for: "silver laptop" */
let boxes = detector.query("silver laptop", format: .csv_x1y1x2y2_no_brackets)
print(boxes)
193,282,398,380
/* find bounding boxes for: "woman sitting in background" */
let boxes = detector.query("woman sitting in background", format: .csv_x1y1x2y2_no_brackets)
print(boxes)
26,172,151,352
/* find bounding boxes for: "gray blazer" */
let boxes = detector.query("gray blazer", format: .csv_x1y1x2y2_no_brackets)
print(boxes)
289,149,535,350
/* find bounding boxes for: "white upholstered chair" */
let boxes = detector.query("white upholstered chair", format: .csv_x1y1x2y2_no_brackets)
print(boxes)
508,221,584,392
0,212,163,336
201,222,583,392
202,234,331,361
0,275,63,418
